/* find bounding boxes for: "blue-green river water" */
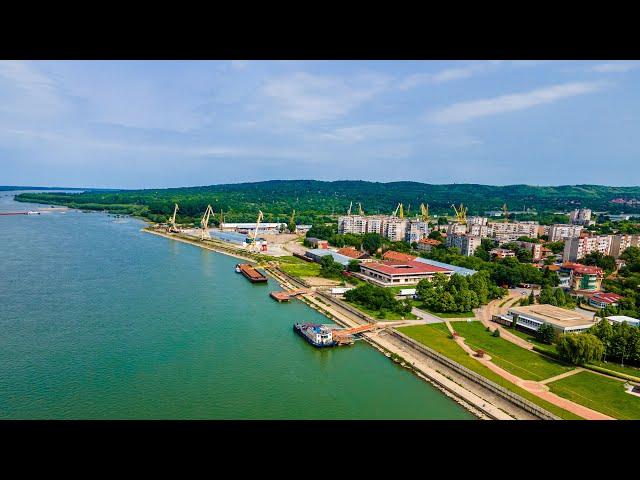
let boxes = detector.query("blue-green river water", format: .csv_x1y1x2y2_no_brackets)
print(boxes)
0,191,473,419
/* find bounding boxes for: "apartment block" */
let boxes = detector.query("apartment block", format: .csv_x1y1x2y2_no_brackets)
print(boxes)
610,234,640,258
513,240,544,261
446,222,468,236
446,233,482,256
549,224,584,242
385,218,409,242
563,235,612,262
488,221,539,241
406,220,430,243
569,208,593,225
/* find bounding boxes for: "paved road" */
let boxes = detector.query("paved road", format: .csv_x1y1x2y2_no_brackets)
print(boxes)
411,307,444,324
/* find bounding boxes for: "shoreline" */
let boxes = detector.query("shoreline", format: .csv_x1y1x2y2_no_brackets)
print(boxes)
142,228,528,420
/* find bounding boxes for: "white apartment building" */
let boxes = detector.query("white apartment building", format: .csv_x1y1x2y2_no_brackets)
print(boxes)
563,235,612,262
488,221,539,241
610,234,640,258
569,208,592,225
406,220,430,243
468,224,492,237
446,222,468,236
467,216,488,226
446,233,482,256
338,215,368,235
366,215,387,235
549,224,584,242
385,218,409,242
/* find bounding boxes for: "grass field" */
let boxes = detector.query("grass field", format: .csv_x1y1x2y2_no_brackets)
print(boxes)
397,324,582,420
548,371,640,420
452,321,571,381
507,327,558,353
277,256,321,278
588,360,640,380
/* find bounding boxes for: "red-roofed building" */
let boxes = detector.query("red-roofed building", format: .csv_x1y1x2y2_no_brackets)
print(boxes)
382,250,416,262
336,247,370,261
416,238,442,252
559,262,604,292
359,259,452,287
588,292,623,309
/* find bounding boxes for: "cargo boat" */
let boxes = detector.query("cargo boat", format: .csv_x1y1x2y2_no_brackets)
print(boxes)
293,322,336,348
236,263,268,283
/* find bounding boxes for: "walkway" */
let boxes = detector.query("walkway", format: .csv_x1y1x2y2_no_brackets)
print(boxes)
443,320,614,420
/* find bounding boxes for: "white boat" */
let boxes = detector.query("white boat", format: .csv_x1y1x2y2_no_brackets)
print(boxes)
235,265,241,273
27,211,40,215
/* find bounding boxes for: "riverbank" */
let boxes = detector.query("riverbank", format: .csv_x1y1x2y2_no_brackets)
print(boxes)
142,228,563,420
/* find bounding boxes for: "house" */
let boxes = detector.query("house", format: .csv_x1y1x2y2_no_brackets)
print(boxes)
306,237,329,249
336,247,370,261
358,260,453,287
490,248,516,259
416,238,441,252
606,315,640,328
494,304,594,334
588,292,623,309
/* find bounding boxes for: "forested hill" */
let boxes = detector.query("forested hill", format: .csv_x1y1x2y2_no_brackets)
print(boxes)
15,180,640,225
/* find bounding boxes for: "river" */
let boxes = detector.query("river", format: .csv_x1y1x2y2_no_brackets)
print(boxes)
0,191,474,419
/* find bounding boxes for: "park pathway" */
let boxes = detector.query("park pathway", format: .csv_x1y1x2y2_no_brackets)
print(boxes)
540,368,584,385
443,320,614,420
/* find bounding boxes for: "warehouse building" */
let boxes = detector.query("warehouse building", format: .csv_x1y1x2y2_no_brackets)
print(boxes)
495,304,594,334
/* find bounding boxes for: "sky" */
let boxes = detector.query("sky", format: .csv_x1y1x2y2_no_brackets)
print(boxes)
1,60,639,189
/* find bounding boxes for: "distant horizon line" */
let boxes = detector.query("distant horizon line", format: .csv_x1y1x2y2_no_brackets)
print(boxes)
4,179,640,191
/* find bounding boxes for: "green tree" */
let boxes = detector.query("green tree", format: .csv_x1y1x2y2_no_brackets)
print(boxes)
536,323,556,344
362,233,383,254
319,255,344,279
589,318,614,362
528,290,536,305
347,259,361,273
556,333,604,366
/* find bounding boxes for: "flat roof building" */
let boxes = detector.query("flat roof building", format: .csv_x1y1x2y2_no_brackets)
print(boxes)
606,315,640,328
304,248,352,266
414,257,478,277
499,304,595,333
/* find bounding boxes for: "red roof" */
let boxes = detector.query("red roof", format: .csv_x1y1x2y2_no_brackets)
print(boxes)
382,250,416,262
336,247,365,259
589,292,623,304
562,262,603,276
362,260,451,276
418,238,441,245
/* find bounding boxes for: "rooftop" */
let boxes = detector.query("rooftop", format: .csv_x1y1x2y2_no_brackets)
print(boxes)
508,304,594,328
413,257,478,277
336,247,368,259
589,292,623,303
561,262,603,276
382,250,417,262
363,260,451,276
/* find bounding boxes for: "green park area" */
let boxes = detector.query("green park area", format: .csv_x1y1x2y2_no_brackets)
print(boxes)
398,324,582,420
277,256,321,278
344,300,417,321
547,371,640,420
451,321,572,381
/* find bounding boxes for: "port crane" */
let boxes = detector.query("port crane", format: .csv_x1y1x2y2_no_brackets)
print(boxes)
289,209,296,233
420,203,430,223
358,202,364,215
392,203,404,218
451,203,468,224
167,203,179,232
199,204,214,240
502,203,509,223
347,201,353,215
247,210,264,252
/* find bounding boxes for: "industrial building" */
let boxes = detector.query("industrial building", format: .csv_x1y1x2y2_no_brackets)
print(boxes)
304,249,353,266
495,304,595,334
306,237,329,249
220,222,285,234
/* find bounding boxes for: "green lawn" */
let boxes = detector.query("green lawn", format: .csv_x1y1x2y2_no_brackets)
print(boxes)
507,328,558,353
588,361,640,381
548,371,640,420
345,300,417,321
277,256,321,277
398,324,582,420
451,321,571,381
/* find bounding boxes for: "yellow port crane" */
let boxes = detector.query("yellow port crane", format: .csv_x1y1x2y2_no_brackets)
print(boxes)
420,203,430,222
392,203,404,218
451,203,467,224
167,203,179,232
248,210,264,252
219,208,225,227
347,201,353,215
199,204,214,240
358,202,364,215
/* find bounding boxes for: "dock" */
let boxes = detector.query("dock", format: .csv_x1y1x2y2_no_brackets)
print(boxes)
270,289,309,302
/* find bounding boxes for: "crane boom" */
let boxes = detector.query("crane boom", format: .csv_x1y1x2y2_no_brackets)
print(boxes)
399,203,404,219
358,202,364,215
420,203,430,222
199,204,213,240
167,203,179,232
502,203,509,223
248,210,264,252
347,201,352,215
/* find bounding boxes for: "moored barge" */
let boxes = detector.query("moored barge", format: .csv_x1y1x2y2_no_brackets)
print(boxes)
236,263,268,283
293,322,336,348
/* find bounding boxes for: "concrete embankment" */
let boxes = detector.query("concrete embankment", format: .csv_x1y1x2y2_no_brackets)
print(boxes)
143,227,552,420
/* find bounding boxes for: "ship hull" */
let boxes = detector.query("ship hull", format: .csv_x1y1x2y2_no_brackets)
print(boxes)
293,323,336,348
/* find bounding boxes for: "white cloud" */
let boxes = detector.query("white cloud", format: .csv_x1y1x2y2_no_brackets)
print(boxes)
427,81,607,124
316,124,403,143
590,62,639,73
0,61,67,116
262,72,389,122
399,61,503,91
